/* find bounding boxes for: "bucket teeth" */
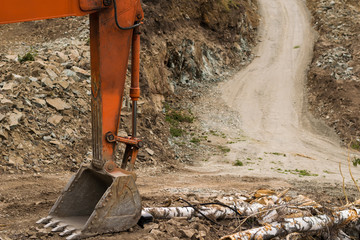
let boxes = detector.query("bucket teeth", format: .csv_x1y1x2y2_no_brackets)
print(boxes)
44,220,61,228
60,227,76,237
52,223,67,232
66,232,81,240
36,216,52,224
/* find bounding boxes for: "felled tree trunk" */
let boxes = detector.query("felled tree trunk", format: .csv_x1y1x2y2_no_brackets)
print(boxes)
220,209,360,240
143,206,238,220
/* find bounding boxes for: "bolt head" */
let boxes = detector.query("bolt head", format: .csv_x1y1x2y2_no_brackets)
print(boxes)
103,0,111,6
137,141,144,148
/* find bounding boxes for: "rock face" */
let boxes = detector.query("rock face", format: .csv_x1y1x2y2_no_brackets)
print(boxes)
141,0,259,100
306,0,360,147
0,0,259,173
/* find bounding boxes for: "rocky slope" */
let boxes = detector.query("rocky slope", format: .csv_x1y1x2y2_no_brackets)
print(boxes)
306,0,360,149
0,0,259,173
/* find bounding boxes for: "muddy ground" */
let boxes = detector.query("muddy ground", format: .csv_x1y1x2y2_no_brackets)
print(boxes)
1,0,360,239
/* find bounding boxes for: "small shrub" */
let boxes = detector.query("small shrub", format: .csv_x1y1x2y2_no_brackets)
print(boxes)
295,169,318,177
190,138,201,144
166,111,194,124
217,145,230,153
351,141,360,150
18,49,37,63
233,160,243,166
170,127,183,137
353,158,360,167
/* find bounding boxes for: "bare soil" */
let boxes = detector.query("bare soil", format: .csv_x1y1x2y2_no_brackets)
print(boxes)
1,172,359,240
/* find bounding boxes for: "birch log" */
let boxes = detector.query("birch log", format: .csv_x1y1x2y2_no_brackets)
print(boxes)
142,199,278,220
142,195,309,221
142,206,238,220
220,209,360,240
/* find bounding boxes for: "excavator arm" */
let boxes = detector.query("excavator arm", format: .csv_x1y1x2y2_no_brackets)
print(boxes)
1,0,145,239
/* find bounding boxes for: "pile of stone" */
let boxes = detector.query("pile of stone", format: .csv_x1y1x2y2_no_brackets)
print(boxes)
0,25,93,173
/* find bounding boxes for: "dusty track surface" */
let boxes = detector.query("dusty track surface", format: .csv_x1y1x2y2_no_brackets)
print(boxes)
194,0,360,183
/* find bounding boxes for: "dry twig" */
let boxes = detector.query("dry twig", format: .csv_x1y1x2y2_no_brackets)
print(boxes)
347,141,360,193
339,162,349,204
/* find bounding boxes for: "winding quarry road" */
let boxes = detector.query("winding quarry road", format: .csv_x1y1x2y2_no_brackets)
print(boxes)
194,0,360,183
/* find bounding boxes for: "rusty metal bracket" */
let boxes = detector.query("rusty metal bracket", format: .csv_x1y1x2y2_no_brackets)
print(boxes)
105,131,143,148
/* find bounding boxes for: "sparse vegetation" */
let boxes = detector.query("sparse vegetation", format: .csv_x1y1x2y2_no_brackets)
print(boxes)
233,160,244,166
351,141,360,150
217,145,231,153
273,168,318,177
164,103,194,138
210,130,226,138
190,137,201,144
295,169,318,177
165,109,194,125
265,152,286,157
353,158,360,167
18,48,37,63
170,127,183,137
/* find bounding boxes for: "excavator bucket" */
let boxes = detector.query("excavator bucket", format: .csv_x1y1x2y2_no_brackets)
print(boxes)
37,165,142,240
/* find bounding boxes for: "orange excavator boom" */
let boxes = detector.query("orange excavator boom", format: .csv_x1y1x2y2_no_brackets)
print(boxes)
0,0,145,239
0,0,91,24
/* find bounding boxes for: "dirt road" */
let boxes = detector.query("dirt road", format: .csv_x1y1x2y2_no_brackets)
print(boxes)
194,0,360,184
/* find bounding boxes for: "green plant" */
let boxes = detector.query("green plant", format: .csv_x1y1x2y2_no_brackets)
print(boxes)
353,158,360,167
209,130,226,138
166,110,194,125
295,169,318,177
210,130,216,135
265,152,286,157
351,141,360,150
176,141,186,146
217,145,230,153
235,137,246,142
18,48,37,63
293,45,300,49
170,127,183,137
233,160,243,166
190,137,201,144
